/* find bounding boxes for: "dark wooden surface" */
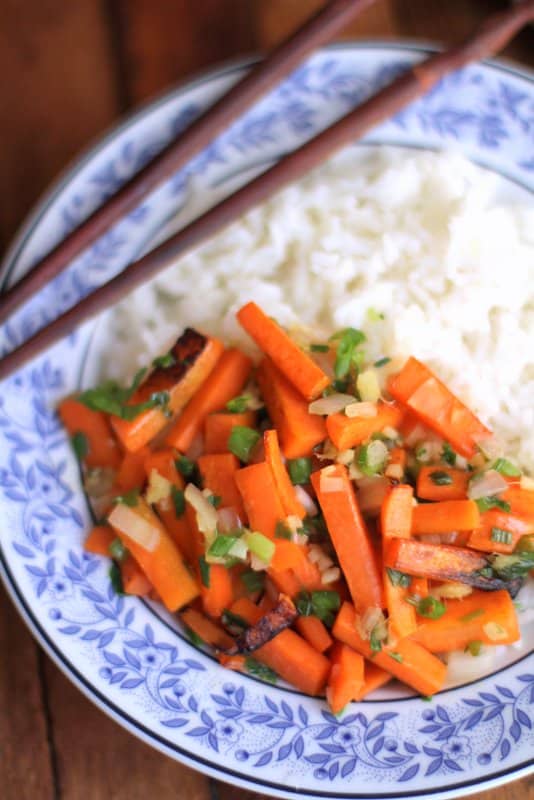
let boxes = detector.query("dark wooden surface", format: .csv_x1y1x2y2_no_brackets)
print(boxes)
0,2,533,799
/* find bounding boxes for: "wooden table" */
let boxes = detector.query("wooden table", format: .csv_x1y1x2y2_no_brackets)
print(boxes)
0,2,533,799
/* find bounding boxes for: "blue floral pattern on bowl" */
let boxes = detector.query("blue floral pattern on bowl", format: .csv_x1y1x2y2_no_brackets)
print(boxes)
0,45,532,798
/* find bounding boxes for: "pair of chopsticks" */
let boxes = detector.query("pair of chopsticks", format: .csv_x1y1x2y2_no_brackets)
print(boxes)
1,0,533,381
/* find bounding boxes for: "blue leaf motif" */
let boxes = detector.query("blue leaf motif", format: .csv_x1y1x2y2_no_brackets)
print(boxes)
187,727,210,737
277,744,292,761
207,733,219,752
124,650,141,671
281,701,293,721
398,764,420,782
81,630,101,641
328,762,339,780
184,659,204,671
341,758,357,778
510,721,521,742
376,712,397,722
465,711,483,730
404,742,419,754
298,706,308,726
500,739,511,759
13,543,34,558
235,686,245,707
248,714,273,724
59,625,80,635
444,759,463,772
264,696,278,714
484,705,504,721
373,736,384,755
306,754,330,765
516,709,531,729
110,671,127,685
294,736,304,759
425,757,443,776
162,718,188,728
479,692,499,704
423,746,442,757
217,709,241,720
517,674,534,682
436,706,451,723
315,725,337,740
103,651,124,667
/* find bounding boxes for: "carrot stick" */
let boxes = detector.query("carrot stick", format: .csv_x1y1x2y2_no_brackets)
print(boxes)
121,555,152,596
235,461,285,539
180,607,235,650
326,401,404,451
502,485,534,522
218,653,247,672
236,301,329,400
204,411,257,454
467,509,531,554
230,597,330,695
326,641,365,714
165,348,252,452
84,525,115,556
264,429,306,519
268,568,301,597
256,358,326,458
410,589,520,652
354,662,392,700
385,538,487,583
142,449,196,564
198,453,247,521
412,499,480,534
112,330,224,452
411,577,429,598
381,485,416,640
108,497,199,611
332,601,447,696
416,467,470,502
115,446,152,492
201,564,235,619
388,357,491,458
295,615,333,653
311,464,383,612
58,397,122,469
290,549,324,590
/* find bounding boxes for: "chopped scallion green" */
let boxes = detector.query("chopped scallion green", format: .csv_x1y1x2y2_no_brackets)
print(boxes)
465,640,483,656
171,486,185,517
241,570,265,594
490,527,513,545
113,488,140,507
407,595,446,620
441,443,456,466
175,455,196,478
207,535,239,558
330,328,366,380
109,537,129,563
109,562,124,595
373,357,391,368
475,496,511,513
429,470,453,486
245,658,277,684
71,431,89,462
226,394,251,413
287,457,312,485
228,426,261,463
198,555,211,588
386,568,412,588
492,458,521,477
388,651,403,663
295,590,340,626
310,344,330,353
275,521,292,540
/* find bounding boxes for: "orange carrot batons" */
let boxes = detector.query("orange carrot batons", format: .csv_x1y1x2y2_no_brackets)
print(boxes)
256,358,327,458
197,453,246,521
326,401,404,451
180,607,235,650
412,499,480,534
121,556,152,596
326,642,365,714
84,525,115,556
416,466,470,501
166,347,252,453
311,464,383,612
235,461,285,540
385,538,487,583
204,411,256,454
381,485,417,640
58,398,122,469
354,662,392,700
112,330,224,453
264,429,306,519
237,301,329,400
388,356,491,458
295,615,333,653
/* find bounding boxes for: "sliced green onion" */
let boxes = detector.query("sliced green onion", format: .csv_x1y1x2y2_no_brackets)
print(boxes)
330,328,366,380
71,431,89,462
441,443,456,466
386,568,412,588
459,609,485,623
429,470,453,486
388,651,403,663
243,531,275,565
491,551,534,580
171,486,185,518
241,570,265,594
374,357,391,368
186,628,205,647
356,370,381,403
295,590,340,625
113,488,140,507
175,455,196,478
490,527,513,545
226,394,250,413
109,537,129,562
222,609,249,633
310,344,330,353
228,426,261,463
207,535,239,558
109,562,124,595
245,657,277,684
407,595,446,619
287,457,312,485
152,352,176,369
492,458,521,477
198,555,211,587
207,494,222,508
475,496,511,513
465,640,483,656
357,440,388,476
275,521,292,540
366,307,385,322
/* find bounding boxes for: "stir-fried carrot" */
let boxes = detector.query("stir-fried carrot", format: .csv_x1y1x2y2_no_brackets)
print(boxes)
58,398,122,469
385,538,487,584
264,429,306,519
115,446,152,492
354,662,392,700
121,556,152,596
84,525,115,556
417,466,470,501
326,642,365,714
467,509,531,554
204,411,256,454
327,401,404,451
381,485,417,640
198,453,246,521
412,499,480,534
295,615,333,653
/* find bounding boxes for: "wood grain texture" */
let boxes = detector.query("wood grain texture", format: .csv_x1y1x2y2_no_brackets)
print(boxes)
0,585,55,800
0,1,533,798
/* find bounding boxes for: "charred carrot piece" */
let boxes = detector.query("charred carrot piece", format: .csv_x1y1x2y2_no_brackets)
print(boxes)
230,598,330,695
327,401,404,451
264,429,306,519
416,467,470,502
412,499,480,534
388,357,491,458
84,525,115,556
166,348,252,453
295,616,333,653
59,398,122,469
311,464,383,612
381,485,417,640
385,538,487,585
204,411,257,454
237,302,329,400
121,556,152,596
326,642,365,714
198,453,246,521
115,446,152,492
180,607,235,650
332,602,447,696
467,509,531,554
112,330,224,453
410,589,520,652
108,497,199,612
354,662,392,700
256,358,326,458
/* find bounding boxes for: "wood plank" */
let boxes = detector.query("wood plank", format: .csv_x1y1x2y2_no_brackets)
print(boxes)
112,0,257,104
0,0,120,251
0,585,55,800
44,654,212,800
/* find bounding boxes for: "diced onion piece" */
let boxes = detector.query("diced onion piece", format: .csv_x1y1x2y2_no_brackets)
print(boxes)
468,469,508,500
385,463,403,480
184,483,218,538
430,582,473,600
309,394,356,416
345,401,377,419
336,448,356,465
108,504,160,552
446,646,496,683
145,468,172,506
285,515,303,535
355,607,386,641
308,546,322,565
356,476,389,516
356,370,381,403
319,439,338,461
294,486,318,517
475,435,504,462
217,507,243,533
520,475,534,491
482,622,508,642
348,463,364,481
321,567,340,584
383,426,399,441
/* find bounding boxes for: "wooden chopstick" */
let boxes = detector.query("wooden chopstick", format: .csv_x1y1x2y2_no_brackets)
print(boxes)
0,0,376,323
1,0,533,382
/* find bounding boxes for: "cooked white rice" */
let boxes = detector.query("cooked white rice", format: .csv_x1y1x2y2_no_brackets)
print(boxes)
105,146,534,472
